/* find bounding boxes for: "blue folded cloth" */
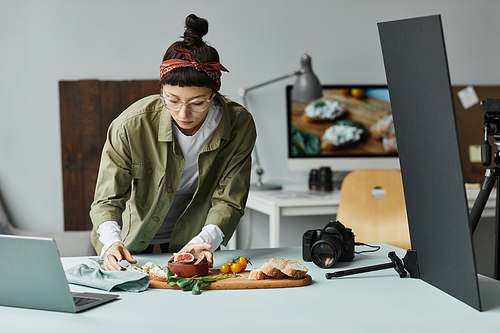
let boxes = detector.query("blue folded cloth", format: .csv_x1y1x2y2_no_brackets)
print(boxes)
65,259,150,292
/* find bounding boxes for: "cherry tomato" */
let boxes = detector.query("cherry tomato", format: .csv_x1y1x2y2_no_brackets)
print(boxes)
351,88,365,98
237,257,247,271
220,263,230,274
230,263,241,273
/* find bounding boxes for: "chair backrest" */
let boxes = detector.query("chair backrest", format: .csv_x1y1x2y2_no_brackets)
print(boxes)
336,169,410,249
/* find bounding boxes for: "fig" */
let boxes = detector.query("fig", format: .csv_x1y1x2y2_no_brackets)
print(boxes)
173,252,195,264
194,253,209,265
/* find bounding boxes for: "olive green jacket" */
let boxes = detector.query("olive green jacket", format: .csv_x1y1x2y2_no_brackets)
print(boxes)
90,94,256,254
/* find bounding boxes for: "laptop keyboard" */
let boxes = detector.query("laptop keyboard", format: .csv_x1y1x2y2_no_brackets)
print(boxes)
73,296,101,307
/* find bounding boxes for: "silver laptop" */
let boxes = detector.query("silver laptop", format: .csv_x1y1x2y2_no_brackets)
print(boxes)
0,234,119,313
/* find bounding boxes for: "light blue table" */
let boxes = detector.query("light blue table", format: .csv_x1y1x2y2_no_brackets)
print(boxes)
1,244,500,332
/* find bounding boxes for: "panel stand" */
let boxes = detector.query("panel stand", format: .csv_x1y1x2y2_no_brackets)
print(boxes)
325,250,420,279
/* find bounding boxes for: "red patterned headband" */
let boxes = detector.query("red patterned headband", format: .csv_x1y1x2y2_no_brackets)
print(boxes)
159,46,229,91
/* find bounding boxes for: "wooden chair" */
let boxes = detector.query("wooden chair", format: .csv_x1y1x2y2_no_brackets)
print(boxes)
336,169,411,249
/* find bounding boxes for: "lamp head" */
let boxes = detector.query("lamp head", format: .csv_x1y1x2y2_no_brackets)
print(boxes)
293,54,322,102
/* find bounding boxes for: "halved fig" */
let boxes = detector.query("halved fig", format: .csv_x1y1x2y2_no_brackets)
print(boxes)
194,253,209,265
173,252,195,264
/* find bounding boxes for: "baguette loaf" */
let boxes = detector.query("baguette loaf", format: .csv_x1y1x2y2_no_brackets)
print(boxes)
261,258,286,278
280,260,308,279
248,267,270,280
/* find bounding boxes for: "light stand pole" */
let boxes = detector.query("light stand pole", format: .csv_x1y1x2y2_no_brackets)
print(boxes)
238,54,322,191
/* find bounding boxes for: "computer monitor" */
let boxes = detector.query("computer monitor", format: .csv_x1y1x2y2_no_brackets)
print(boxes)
286,84,400,172
378,14,482,311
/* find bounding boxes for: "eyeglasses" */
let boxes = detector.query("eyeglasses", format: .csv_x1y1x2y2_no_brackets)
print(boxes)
160,93,214,113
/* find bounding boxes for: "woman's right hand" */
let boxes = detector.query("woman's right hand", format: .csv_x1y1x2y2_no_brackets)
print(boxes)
103,242,137,271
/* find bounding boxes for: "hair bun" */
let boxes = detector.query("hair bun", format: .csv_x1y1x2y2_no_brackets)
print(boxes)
183,14,209,47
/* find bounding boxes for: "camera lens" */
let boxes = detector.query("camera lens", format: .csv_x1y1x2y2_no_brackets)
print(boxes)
318,167,333,192
310,239,343,268
308,169,319,190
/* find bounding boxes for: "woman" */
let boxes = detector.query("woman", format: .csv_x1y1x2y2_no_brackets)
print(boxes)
90,14,256,271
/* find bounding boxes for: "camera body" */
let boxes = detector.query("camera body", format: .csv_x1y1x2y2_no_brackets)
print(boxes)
483,99,500,138
481,99,500,166
303,221,355,268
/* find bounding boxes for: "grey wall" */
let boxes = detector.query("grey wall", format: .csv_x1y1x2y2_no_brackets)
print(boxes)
1,1,499,252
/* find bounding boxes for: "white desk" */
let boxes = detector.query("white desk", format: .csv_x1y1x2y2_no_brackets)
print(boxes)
245,185,496,248
1,245,500,332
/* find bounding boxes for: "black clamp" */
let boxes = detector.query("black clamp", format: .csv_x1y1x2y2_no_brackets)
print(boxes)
325,250,420,279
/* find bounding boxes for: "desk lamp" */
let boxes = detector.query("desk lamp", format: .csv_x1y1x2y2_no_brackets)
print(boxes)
238,54,322,190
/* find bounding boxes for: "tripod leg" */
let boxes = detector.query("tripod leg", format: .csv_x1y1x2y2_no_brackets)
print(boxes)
470,167,499,234
496,178,500,279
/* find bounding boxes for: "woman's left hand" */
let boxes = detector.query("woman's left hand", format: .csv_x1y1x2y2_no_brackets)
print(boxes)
176,243,214,268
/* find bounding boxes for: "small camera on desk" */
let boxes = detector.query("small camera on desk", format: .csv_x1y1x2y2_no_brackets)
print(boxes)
303,221,355,268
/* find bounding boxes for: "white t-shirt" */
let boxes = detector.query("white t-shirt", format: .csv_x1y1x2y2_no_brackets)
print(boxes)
151,98,223,244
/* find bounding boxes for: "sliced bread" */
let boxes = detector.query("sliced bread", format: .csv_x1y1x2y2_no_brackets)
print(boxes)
146,263,169,281
281,260,308,279
261,258,286,278
248,267,270,280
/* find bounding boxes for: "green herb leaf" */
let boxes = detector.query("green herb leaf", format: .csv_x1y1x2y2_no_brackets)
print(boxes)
302,132,322,155
312,100,325,107
200,277,216,283
178,277,194,289
160,269,240,295
164,266,175,279
182,279,196,291
336,119,367,132
192,282,201,295
215,273,239,280
166,277,182,286
198,281,211,288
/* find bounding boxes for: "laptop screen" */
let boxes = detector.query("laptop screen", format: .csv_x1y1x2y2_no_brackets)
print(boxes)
0,235,117,312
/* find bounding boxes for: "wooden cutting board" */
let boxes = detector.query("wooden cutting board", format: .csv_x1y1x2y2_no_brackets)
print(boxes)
149,269,312,290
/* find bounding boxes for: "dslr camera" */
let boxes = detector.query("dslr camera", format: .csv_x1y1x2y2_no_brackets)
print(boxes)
302,221,355,268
